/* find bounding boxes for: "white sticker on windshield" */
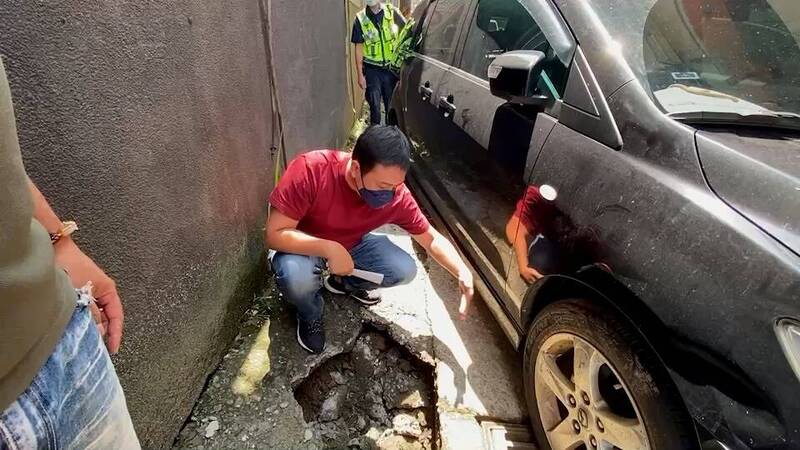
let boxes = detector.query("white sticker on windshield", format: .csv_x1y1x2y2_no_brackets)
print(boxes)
671,71,700,80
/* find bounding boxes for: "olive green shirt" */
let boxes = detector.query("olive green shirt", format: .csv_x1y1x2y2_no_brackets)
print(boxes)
0,60,74,410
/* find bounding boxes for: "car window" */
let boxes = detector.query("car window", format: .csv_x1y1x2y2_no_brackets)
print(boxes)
419,0,471,64
458,0,569,99
592,0,800,118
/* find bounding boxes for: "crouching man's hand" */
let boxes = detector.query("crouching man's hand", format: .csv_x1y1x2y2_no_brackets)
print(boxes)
325,241,355,276
413,227,476,320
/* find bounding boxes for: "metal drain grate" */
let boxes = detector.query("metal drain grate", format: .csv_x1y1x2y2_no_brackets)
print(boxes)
481,421,538,450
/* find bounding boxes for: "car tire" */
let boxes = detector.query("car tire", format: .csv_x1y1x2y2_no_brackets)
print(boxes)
523,299,697,450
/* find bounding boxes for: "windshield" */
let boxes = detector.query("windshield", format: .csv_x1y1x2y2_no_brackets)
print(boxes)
591,0,800,118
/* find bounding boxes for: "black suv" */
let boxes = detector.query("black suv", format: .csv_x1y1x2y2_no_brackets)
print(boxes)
390,0,800,449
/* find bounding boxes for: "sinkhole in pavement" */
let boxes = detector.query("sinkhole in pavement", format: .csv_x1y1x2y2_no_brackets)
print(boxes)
293,328,437,449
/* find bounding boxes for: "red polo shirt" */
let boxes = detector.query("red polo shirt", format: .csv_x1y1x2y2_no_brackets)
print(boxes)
269,150,430,250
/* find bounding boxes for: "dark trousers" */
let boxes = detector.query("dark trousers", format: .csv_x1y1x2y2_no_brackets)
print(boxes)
364,64,398,125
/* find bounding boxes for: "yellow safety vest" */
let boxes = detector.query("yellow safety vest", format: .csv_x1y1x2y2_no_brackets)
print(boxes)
357,4,400,67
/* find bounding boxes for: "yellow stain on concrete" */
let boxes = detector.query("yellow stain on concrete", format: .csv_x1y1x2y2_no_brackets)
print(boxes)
232,319,271,396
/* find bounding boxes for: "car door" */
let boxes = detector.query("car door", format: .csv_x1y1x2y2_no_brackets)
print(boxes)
402,0,472,152
413,0,574,318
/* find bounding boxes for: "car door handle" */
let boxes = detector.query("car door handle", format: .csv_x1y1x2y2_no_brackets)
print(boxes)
419,81,433,101
439,94,456,118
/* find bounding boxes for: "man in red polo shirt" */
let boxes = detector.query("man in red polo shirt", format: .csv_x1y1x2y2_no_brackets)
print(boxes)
266,125,474,353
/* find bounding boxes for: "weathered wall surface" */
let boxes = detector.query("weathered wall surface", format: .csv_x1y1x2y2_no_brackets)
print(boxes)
271,0,360,158
0,1,276,447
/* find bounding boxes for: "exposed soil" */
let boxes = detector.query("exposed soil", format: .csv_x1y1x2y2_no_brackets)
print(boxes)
294,330,436,450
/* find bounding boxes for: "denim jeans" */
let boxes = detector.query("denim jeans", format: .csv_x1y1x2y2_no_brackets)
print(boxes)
364,64,398,125
0,293,139,450
272,233,417,321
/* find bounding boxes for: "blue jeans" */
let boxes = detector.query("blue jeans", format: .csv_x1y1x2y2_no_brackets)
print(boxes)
364,64,398,125
272,233,417,321
0,295,139,449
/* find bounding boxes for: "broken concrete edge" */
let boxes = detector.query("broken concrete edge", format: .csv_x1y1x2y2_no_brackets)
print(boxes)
287,303,448,447
438,410,485,450
435,396,485,450
295,329,437,449
435,399,478,418
358,304,498,450
360,308,436,366
288,323,364,389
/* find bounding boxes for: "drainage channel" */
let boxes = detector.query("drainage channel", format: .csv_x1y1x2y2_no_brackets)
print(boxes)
294,328,436,449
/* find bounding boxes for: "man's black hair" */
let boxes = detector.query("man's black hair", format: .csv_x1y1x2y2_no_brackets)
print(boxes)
352,125,412,174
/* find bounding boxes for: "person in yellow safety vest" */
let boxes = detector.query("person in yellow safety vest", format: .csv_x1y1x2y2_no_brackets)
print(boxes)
351,0,406,125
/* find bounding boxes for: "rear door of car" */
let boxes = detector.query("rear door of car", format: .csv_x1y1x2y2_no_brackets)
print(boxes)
402,0,472,152
413,0,575,318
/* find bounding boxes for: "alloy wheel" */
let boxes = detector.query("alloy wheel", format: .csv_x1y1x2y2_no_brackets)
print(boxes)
534,333,650,450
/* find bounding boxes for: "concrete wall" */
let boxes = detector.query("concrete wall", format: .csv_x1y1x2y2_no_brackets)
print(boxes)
271,0,361,158
0,1,275,448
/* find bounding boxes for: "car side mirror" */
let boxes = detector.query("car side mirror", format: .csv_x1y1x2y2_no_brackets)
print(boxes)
488,50,548,106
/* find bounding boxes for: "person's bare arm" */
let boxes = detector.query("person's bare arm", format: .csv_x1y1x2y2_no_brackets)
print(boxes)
506,214,529,268
354,43,366,90
265,208,354,275
29,179,64,232
505,214,542,283
412,227,474,319
28,178,124,353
